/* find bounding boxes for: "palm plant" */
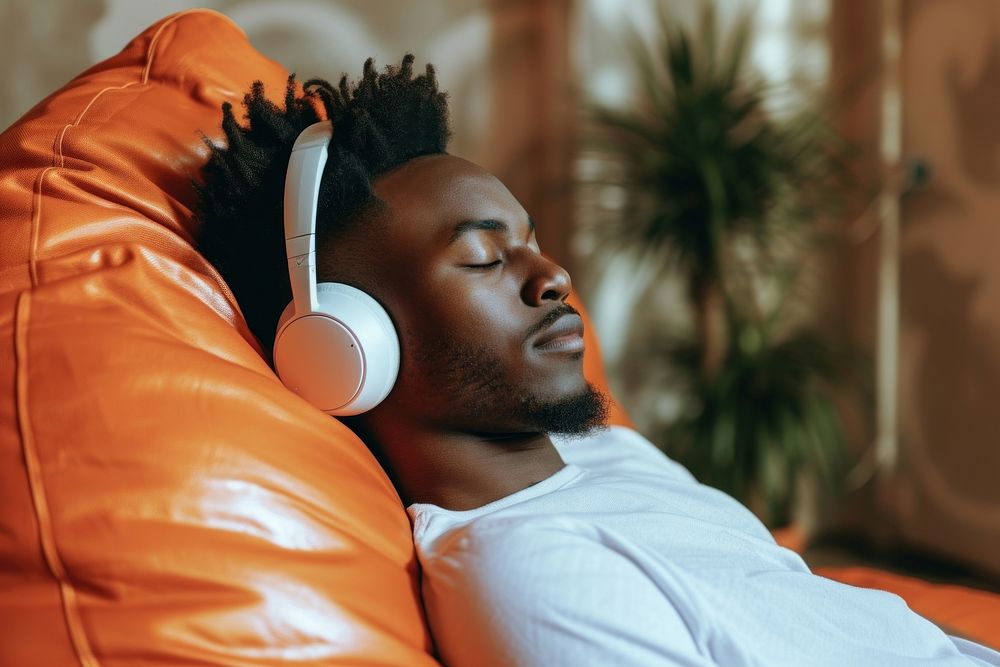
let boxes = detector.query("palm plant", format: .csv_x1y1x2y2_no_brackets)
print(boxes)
589,2,858,526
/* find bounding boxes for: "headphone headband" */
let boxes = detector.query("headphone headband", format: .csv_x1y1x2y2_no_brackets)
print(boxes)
284,121,333,318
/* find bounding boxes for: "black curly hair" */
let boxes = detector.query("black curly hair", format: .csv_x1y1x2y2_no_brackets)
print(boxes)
195,55,451,357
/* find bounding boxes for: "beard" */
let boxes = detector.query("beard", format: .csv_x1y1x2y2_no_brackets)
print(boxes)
407,334,610,436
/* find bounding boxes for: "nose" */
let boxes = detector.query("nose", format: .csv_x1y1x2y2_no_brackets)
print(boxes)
522,253,572,306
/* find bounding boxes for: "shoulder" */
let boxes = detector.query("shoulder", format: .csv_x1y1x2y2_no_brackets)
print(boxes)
420,514,690,633
422,513,598,574
419,515,711,666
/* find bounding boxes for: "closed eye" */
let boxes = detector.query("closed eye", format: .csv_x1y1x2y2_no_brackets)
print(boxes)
464,260,502,270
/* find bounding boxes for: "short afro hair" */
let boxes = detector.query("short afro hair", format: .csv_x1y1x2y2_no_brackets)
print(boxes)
195,55,451,357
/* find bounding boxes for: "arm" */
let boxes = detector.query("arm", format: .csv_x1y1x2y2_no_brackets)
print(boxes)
419,517,716,667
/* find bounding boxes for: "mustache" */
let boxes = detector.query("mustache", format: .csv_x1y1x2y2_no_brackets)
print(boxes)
524,303,580,343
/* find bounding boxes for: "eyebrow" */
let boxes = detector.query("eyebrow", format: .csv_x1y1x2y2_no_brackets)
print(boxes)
448,217,535,244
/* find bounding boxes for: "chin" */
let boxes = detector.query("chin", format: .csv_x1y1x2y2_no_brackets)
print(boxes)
519,382,610,436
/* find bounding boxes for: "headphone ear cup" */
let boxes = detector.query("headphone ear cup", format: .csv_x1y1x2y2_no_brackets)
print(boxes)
273,283,399,415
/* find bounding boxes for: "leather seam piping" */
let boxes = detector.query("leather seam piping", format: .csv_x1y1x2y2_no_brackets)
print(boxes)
28,167,51,288
15,292,99,667
142,11,189,83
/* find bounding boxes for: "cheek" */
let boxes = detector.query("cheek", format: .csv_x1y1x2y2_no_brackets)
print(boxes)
403,273,524,354
447,282,524,347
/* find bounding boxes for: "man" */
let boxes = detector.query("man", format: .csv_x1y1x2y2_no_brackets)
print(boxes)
195,56,1000,666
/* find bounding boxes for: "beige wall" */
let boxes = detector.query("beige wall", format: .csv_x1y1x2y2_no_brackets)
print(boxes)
0,0,106,131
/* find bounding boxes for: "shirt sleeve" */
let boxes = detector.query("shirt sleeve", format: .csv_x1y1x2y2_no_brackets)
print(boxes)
419,515,716,667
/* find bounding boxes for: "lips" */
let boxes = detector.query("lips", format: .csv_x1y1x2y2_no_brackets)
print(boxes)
532,313,585,351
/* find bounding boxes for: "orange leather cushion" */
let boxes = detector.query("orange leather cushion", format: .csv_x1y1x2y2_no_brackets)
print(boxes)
0,9,628,664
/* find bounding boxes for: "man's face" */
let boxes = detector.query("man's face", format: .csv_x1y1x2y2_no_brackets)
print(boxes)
354,154,606,435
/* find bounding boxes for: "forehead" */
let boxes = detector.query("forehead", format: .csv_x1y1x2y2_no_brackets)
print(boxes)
373,154,529,242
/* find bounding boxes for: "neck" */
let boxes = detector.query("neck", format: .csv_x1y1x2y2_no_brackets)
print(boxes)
352,415,566,511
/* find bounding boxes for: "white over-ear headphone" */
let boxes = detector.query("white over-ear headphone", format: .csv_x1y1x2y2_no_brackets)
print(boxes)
273,121,400,415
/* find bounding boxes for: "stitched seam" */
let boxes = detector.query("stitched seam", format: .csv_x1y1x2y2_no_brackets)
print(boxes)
14,292,99,667
142,11,188,83
68,82,141,140
52,125,69,168
28,168,52,288
141,10,246,83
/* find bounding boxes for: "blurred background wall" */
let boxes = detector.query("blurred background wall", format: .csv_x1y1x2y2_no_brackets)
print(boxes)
833,0,1000,584
3,0,998,585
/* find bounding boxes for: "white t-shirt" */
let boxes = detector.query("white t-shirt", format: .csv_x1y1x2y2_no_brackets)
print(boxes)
408,426,1000,667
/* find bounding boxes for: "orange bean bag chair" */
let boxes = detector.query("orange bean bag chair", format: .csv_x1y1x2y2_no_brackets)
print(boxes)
0,8,995,664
